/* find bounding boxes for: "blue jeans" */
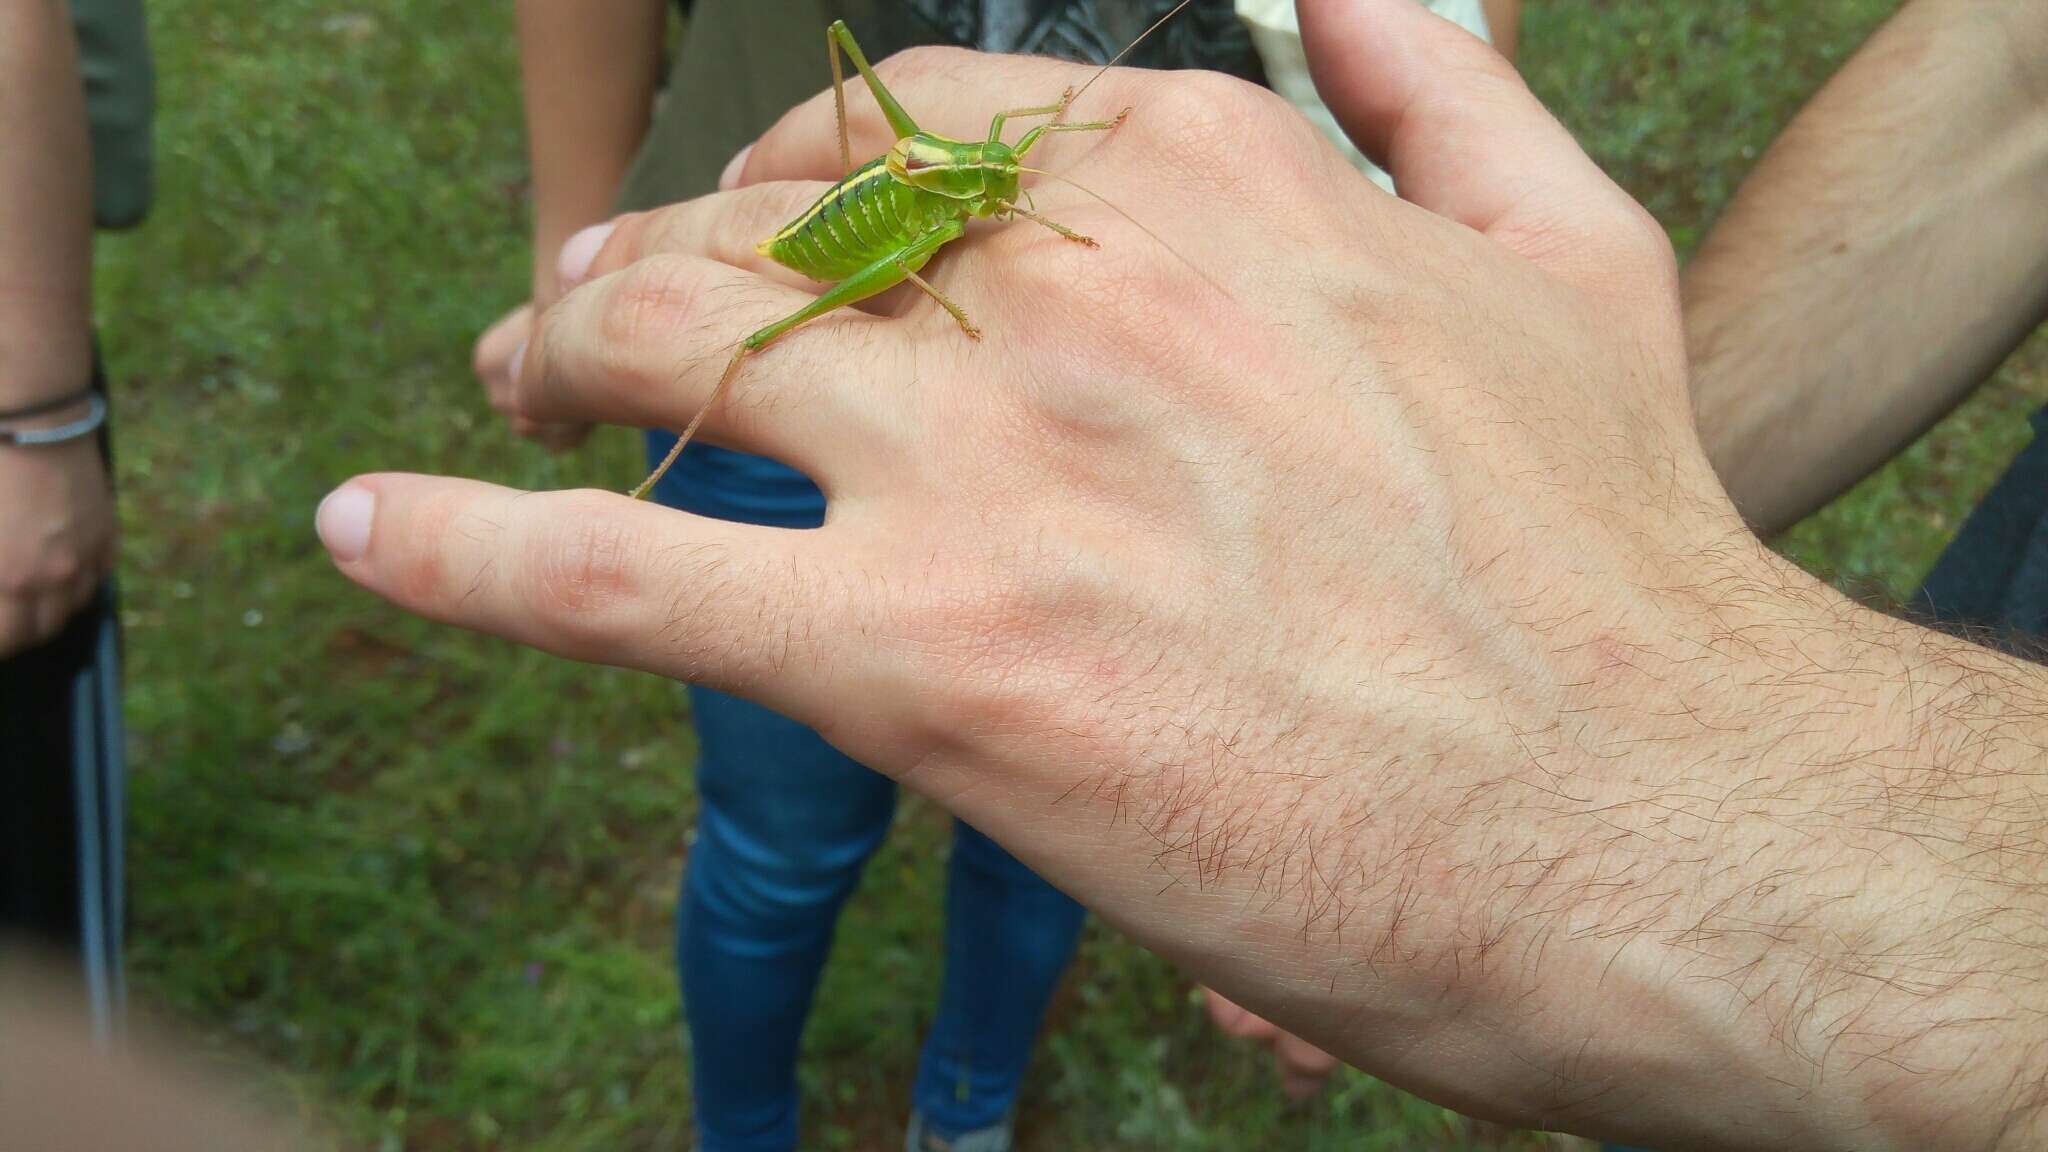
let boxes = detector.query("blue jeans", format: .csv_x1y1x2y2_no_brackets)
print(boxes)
648,435,1088,1152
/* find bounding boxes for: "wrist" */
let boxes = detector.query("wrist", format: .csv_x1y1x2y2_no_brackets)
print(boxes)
0,386,94,423
1511,542,2048,1148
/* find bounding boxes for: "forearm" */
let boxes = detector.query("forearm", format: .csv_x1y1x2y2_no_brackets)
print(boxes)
1501,568,2048,1148
1688,0,2048,535
516,0,666,301
1482,0,1518,62
967,542,2048,1149
0,0,94,407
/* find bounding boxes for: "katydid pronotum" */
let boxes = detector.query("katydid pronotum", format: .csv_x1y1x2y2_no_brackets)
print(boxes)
628,1,1195,499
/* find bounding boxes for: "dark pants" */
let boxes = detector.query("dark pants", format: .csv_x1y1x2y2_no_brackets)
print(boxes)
0,584,127,1034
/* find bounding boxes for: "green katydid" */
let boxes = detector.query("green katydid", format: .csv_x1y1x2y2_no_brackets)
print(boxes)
628,1,1197,500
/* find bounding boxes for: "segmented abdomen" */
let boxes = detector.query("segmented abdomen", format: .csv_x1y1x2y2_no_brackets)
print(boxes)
758,158,954,281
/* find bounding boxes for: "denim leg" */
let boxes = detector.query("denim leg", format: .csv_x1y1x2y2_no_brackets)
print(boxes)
680,683,897,1152
912,819,1087,1134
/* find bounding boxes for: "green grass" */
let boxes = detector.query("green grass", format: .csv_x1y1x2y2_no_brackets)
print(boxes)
100,0,2041,1148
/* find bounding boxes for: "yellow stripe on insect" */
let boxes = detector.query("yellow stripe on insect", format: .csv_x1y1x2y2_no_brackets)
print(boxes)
759,159,893,251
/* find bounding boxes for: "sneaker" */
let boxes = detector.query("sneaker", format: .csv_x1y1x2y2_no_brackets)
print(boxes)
904,1109,1014,1152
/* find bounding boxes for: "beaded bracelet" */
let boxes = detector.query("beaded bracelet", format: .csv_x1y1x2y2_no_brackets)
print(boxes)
0,391,107,447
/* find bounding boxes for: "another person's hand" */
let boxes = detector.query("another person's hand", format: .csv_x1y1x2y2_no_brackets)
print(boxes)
473,300,591,452
1205,988,1337,1101
320,1,2048,1146
0,428,112,658
0,0,104,661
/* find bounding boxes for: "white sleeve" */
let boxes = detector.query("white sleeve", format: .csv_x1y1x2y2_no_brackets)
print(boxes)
1234,0,1495,191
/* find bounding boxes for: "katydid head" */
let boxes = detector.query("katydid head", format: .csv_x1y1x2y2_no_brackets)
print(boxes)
887,134,1022,204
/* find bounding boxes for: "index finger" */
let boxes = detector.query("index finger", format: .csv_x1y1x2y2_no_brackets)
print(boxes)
316,473,863,720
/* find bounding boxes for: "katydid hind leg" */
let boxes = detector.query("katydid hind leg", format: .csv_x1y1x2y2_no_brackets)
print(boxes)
628,220,969,499
827,20,920,142
631,343,752,501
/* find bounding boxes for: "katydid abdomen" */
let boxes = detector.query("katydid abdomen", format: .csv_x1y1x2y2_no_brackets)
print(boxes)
757,157,967,283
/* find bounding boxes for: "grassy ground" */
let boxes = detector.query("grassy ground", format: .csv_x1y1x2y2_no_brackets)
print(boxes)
99,0,2041,1148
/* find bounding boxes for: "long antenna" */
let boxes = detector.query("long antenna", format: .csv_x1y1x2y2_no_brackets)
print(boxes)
1067,0,1196,112
1017,165,1234,301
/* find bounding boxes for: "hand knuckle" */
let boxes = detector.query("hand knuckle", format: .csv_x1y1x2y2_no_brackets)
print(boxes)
1131,77,1299,200
524,493,643,624
391,489,468,605
599,256,704,355
636,205,693,258
1146,72,1269,154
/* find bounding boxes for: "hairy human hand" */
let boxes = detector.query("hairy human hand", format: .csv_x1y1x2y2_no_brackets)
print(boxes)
320,1,2048,1146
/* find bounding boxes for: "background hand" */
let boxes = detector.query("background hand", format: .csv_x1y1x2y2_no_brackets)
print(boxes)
472,300,591,452
0,433,113,657
1204,988,1338,1101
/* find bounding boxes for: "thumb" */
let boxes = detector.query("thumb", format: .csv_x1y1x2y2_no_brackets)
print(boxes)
1300,0,1674,297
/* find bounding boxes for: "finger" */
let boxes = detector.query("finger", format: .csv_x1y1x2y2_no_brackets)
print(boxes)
1204,987,1248,1031
1299,0,1676,293
63,566,103,620
507,414,591,451
529,420,593,454
522,254,906,480
1206,990,1279,1041
30,592,76,647
1273,1032,1340,1100
0,600,34,659
571,181,846,292
718,143,753,192
476,305,532,426
473,303,533,387
315,474,854,710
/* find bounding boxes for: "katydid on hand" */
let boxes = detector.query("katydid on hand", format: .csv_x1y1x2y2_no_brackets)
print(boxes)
628,2,1195,500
